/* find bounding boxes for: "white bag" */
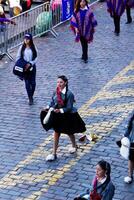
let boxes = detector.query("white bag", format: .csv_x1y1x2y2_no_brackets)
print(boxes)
120,137,130,159
43,107,54,125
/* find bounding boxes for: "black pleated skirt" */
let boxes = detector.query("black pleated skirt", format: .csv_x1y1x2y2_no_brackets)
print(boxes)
40,109,86,135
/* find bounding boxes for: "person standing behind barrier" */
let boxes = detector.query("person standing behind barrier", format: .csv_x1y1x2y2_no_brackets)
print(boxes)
123,112,134,184
106,0,126,36
20,0,32,13
16,33,37,105
70,0,97,63
8,0,22,17
0,5,16,31
125,0,134,23
74,160,115,200
40,75,86,161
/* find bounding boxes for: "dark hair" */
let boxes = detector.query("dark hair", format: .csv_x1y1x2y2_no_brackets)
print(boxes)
21,35,37,60
97,160,111,180
75,0,88,13
58,75,68,106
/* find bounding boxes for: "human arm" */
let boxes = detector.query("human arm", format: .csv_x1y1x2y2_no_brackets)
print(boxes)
102,182,115,200
59,92,75,113
0,17,16,24
16,45,22,61
29,57,37,66
70,12,79,33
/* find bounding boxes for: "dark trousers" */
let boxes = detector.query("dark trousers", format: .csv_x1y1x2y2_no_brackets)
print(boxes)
113,15,120,33
25,66,36,99
126,5,132,22
80,36,88,61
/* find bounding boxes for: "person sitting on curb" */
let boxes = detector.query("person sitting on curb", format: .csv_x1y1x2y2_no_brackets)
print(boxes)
74,160,115,200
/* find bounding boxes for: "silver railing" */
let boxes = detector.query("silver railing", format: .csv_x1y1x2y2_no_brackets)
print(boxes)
0,0,75,60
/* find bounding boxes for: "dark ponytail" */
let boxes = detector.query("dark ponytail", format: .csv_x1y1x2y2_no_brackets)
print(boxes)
97,160,111,181
58,75,68,106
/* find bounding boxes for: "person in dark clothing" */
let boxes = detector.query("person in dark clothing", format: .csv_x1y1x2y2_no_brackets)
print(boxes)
70,0,97,63
16,33,37,105
125,0,134,23
20,0,32,12
124,112,134,184
0,5,16,31
74,160,115,200
106,0,126,35
40,75,86,161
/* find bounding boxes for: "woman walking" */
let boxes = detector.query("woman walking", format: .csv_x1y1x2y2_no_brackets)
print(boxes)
16,33,37,105
125,0,134,24
70,0,97,63
40,75,86,161
106,0,126,35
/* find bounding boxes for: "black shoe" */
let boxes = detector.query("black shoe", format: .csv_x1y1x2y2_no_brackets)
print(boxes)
81,55,84,60
84,59,88,63
114,32,119,36
126,19,132,24
29,97,33,105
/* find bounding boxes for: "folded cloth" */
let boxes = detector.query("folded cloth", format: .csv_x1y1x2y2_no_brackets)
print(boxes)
120,137,130,159
43,107,54,124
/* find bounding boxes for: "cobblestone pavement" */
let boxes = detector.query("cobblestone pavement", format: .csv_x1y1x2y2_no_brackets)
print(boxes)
0,2,134,200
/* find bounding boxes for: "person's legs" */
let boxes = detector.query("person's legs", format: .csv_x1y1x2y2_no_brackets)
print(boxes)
124,160,134,183
46,131,60,161
113,14,120,35
126,5,132,23
30,68,36,98
68,134,77,153
80,36,85,59
53,132,60,155
68,134,76,148
25,79,31,99
128,160,134,178
80,36,88,62
25,69,36,105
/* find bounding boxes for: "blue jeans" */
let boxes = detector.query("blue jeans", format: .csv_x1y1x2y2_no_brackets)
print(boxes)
24,65,36,99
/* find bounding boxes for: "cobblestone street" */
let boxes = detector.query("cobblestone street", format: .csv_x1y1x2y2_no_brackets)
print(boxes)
0,2,134,200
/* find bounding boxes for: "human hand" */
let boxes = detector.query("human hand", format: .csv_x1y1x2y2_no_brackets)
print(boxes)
75,28,79,35
10,20,16,25
24,63,31,71
54,109,60,113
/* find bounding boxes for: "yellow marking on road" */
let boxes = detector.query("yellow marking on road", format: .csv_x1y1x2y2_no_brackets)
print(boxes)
80,102,134,117
97,88,134,100
0,63,134,200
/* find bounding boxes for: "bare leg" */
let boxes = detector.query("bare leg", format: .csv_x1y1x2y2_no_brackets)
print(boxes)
53,132,60,155
128,160,134,178
68,134,76,148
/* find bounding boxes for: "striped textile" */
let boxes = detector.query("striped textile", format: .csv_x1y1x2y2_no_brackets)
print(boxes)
106,0,127,16
70,7,97,43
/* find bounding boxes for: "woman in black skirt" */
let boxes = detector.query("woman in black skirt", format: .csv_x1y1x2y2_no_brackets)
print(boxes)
40,75,86,161
124,111,134,184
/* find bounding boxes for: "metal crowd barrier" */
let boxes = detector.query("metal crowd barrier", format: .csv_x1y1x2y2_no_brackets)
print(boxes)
0,1,63,60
